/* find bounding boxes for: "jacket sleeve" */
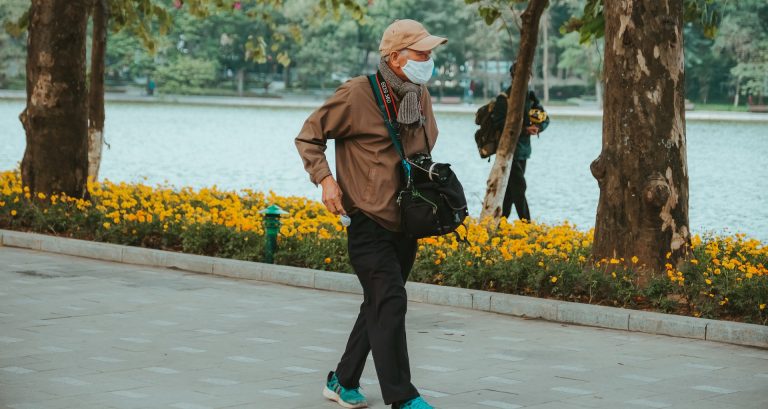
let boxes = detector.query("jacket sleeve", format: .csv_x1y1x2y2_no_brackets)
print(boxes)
529,90,550,132
294,82,358,186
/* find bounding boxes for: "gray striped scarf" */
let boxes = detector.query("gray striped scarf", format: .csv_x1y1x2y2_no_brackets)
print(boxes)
378,58,425,126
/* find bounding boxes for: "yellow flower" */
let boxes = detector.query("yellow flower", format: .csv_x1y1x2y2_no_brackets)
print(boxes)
103,222,111,229
550,276,558,283
705,278,712,285
631,256,639,264
666,252,672,259
691,259,698,265
611,272,617,279
324,257,331,264
609,258,620,264
760,304,766,310
37,192,46,199
11,210,17,216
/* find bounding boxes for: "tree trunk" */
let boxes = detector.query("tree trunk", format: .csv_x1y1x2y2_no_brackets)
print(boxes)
480,0,548,221
283,65,291,89
542,9,550,103
591,0,690,279
595,79,603,106
733,78,740,107
20,0,92,197
236,67,245,96
359,48,370,76
88,0,108,182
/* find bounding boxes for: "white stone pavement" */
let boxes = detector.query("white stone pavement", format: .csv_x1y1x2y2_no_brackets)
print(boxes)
1,246,767,409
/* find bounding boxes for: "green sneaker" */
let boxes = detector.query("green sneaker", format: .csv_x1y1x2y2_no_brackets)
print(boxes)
397,396,433,409
323,371,368,409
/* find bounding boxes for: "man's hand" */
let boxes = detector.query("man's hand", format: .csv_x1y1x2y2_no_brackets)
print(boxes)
320,175,346,215
526,125,540,135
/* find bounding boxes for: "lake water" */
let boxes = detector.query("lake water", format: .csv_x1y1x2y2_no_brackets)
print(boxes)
1,100,766,241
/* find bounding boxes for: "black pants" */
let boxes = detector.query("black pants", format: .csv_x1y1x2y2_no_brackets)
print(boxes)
502,159,531,221
335,212,419,405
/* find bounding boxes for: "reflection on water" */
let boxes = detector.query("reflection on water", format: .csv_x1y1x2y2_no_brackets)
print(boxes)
1,100,766,240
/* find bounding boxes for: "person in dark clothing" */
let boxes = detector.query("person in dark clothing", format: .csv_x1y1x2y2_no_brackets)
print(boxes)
490,63,550,221
295,19,446,409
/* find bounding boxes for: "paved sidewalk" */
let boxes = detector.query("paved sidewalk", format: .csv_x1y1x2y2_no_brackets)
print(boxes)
1,247,767,409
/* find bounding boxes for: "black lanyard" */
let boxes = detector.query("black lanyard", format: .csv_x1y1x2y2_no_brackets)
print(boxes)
373,72,400,127
368,72,436,185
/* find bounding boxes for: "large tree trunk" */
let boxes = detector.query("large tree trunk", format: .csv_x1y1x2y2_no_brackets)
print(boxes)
88,0,108,182
480,0,548,220
591,0,690,279
20,0,92,197
541,9,550,103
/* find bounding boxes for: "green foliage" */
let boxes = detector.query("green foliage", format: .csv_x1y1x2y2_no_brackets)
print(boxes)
556,31,602,83
559,0,602,43
181,222,264,260
154,55,219,93
0,0,27,87
562,0,724,44
713,0,768,99
685,24,735,103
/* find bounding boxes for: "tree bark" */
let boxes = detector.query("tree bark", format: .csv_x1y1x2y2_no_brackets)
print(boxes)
20,0,92,197
88,0,108,182
480,0,548,221
542,9,550,103
592,0,690,279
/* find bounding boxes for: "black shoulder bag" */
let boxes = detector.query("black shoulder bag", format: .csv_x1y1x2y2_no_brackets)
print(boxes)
367,71,469,239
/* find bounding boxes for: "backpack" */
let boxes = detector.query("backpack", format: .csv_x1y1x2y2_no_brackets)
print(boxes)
474,92,506,159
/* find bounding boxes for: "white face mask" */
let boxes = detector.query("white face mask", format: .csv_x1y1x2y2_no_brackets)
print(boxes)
402,58,434,85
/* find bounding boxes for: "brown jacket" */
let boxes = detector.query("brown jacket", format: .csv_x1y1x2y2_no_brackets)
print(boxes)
295,76,439,232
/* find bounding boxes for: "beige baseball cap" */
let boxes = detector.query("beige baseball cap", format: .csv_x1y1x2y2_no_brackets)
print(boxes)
379,19,447,56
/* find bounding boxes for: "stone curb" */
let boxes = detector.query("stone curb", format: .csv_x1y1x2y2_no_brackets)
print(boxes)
2,229,766,348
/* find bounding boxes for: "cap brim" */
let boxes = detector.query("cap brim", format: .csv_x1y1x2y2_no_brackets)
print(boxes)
408,35,447,51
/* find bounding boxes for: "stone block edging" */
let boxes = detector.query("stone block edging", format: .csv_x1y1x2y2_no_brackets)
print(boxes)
2,229,766,348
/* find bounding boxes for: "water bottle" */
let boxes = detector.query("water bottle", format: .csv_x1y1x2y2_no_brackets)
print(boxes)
340,214,351,227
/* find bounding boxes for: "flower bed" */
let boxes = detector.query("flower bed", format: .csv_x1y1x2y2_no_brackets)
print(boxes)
1,170,766,324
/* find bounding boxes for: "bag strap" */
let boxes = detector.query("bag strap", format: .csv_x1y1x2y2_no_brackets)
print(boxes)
367,72,412,183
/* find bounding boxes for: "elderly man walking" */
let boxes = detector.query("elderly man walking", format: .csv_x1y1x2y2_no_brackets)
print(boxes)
295,19,446,409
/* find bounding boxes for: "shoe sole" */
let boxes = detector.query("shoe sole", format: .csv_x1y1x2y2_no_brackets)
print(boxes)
323,386,368,409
